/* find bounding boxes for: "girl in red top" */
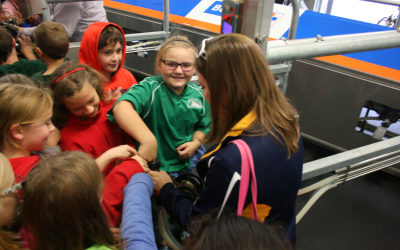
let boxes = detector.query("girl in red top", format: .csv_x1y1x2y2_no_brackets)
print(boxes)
49,61,138,175
49,61,146,226
0,82,54,180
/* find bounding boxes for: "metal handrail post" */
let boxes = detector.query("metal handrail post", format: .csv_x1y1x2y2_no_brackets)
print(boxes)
396,6,400,29
362,0,400,6
163,0,170,32
289,0,300,40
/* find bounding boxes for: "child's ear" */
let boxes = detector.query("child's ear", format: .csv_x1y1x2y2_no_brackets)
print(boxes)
10,124,24,140
12,38,16,48
36,47,43,57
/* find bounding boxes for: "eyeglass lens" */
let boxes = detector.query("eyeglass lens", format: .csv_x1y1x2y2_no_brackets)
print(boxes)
163,60,193,71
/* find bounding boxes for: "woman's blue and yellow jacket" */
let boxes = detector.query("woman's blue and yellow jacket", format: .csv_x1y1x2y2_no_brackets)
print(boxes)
159,112,303,244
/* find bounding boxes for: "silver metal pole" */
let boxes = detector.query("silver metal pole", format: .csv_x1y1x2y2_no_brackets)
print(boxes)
313,0,323,12
395,6,400,29
266,30,400,63
302,136,400,180
362,0,400,6
163,0,170,32
289,0,300,39
40,0,51,22
325,0,334,15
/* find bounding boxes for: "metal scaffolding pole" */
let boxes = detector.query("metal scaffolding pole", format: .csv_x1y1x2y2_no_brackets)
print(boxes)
266,30,400,63
288,0,300,39
362,0,400,6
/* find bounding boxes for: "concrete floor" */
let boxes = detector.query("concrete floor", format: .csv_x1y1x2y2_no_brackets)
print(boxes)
297,140,400,249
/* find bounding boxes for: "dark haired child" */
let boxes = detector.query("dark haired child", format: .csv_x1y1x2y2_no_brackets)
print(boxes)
0,26,45,77
31,21,70,87
79,22,137,97
49,61,148,226
185,211,293,250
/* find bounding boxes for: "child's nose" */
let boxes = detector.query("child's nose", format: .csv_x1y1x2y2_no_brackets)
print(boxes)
85,106,94,115
174,65,184,73
49,122,55,132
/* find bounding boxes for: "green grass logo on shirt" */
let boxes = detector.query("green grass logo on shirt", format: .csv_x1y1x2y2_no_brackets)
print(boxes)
187,98,202,109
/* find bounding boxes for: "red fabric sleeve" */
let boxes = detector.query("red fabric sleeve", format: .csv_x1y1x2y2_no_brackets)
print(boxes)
102,158,145,227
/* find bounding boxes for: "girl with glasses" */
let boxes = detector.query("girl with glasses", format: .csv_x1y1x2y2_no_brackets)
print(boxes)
150,34,303,246
109,35,211,177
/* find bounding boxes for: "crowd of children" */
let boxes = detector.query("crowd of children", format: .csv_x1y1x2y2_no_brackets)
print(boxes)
0,17,303,250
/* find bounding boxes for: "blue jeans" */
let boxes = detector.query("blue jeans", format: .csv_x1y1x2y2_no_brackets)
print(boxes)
168,145,206,178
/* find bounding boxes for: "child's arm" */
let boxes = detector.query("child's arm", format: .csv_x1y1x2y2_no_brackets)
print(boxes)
176,131,206,160
18,35,36,60
102,156,149,227
120,173,157,250
96,145,138,172
113,101,158,162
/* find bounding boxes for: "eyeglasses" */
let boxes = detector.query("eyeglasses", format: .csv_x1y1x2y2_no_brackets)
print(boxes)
197,37,214,60
162,60,194,72
0,175,25,198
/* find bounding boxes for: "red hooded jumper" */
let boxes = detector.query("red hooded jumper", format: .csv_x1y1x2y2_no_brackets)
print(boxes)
60,100,126,175
60,100,144,226
79,22,137,93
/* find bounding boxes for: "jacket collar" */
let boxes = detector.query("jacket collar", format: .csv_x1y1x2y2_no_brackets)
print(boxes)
201,111,256,159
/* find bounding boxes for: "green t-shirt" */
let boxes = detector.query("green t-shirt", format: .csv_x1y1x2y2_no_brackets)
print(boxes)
86,244,113,250
0,58,46,77
108,75,211,173
30,68,49,87
31,58,71,87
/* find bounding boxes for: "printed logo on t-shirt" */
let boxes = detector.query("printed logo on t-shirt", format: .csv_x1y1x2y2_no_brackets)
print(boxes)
187,98,203,109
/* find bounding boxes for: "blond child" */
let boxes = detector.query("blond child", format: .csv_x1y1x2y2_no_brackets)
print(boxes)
108,36,211,175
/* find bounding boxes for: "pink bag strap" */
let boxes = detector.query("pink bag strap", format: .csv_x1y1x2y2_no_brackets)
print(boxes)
229,139,258,221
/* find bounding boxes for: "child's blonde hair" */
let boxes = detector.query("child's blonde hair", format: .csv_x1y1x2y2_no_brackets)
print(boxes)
49,61,109,129
0,83,53,151
0,153,11,192
22,151,117,250
0,153,20,250
155,35,197,74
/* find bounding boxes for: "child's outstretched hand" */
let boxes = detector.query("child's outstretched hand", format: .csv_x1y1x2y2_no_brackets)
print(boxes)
131,154,149,173
148,170,172,196
18,35,36,60
96,145,138,172
177,141,200,160
107,87,122,100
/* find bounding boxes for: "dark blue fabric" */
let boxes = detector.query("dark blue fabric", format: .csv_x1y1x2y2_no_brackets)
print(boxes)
160,132,303,245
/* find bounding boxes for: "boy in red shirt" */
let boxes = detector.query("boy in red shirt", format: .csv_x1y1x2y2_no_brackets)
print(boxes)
79,22,137,97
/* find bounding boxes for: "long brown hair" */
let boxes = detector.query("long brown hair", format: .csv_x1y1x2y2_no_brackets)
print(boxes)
195,34,300,155
48,61,109,129
21,151,116,250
